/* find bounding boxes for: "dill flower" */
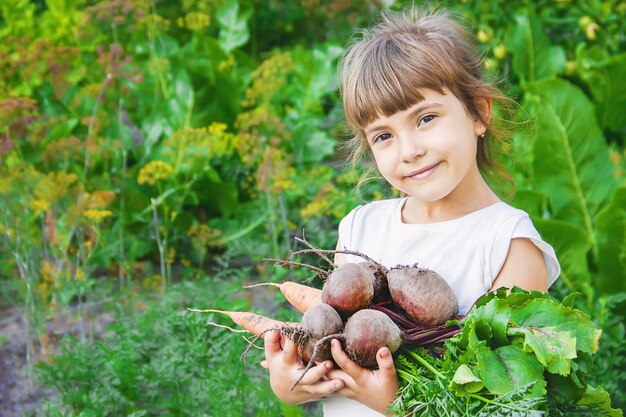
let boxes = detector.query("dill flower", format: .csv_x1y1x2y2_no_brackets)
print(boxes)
29,198,50,215
75,268,86,281
83,209,113,223
177,11,210,30
137,160,174,185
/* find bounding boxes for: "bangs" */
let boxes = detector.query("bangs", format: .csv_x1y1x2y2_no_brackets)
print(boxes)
340,9,482,136
342,35,451,134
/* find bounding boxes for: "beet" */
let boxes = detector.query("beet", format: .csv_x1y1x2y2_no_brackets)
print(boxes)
387,265,458,326
297,303,344,362
358,261,390,303
321,262,374,317
344,309,403,367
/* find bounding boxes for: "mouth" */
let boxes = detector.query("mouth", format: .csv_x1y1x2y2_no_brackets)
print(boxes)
405,162,441,179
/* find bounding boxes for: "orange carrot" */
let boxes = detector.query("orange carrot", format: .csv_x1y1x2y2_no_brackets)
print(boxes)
188,308,287,337
244,282,322,313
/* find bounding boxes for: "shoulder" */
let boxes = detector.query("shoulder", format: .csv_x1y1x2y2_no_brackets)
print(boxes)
337,198,404,253
342,198,404,218
339,198,403,229
483,202,561,289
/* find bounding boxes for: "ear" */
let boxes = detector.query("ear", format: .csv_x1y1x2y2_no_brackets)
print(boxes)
474,98,492,136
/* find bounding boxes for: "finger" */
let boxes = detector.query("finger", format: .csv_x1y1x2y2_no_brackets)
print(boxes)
326,368,355,386
376,347,397,380
297,361,334,385
330,339,362,379
264,330,282,361
308,378,345,398
281,337,299,364
260,360,269,369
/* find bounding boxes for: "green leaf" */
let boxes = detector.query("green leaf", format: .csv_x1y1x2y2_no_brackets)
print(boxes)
595,186,626,294
507,326,577,376
45,0,66,18
471,297,510,347
476,344,546,398
142,116,172,161
545,366,587,402
506,10,566,84
577,48,626,134
216,0,250,54
156,34,180,58
450,364,484,396
510,190,548,218
166,69,194,130
195,178,238,218
293,130,335,164
533,218,593,295
578,385,624,417
525,78,616,249
295,43,344,111
508,298,601,355
491,287,556,308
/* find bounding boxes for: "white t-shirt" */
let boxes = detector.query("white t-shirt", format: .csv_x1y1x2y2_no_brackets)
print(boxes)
323,197,561,416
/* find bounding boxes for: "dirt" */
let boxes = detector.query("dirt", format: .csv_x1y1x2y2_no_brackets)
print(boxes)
0,307,49,417
0,304,115,417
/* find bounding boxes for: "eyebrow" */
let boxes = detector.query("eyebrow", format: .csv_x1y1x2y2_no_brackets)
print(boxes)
365,102,443,136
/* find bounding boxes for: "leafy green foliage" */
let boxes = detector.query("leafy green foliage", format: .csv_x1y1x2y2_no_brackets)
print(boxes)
392,288,623,416
35,275,310,417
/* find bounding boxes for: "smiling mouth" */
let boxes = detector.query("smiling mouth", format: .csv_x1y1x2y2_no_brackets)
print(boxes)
405,162,441,179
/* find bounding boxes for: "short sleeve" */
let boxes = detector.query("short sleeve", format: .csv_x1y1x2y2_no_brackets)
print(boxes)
337,205,361,251
484,214,561,290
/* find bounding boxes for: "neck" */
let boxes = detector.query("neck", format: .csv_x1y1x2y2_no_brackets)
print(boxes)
402,168,500,224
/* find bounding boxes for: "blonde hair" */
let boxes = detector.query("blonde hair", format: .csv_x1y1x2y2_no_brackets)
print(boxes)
339,7,515,197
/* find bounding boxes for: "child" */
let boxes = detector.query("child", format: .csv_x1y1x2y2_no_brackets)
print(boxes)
263,7,560,416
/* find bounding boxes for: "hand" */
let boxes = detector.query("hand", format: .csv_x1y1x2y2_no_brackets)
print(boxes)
263,330,345,404
327,339,398,415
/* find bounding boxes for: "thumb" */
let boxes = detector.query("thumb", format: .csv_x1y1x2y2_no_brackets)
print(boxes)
376,347,396,377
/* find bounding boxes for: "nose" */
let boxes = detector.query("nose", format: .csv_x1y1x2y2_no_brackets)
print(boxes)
397,131,425,162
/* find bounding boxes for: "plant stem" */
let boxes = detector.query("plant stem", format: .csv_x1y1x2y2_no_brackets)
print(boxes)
467,393,529,413
118,148,127,287
405,350,446,379
83,75,111,182
151,198,167,291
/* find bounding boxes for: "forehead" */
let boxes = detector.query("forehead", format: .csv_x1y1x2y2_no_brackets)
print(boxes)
363,88,464,129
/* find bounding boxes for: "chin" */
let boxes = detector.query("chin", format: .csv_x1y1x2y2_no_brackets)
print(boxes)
403,185,455,202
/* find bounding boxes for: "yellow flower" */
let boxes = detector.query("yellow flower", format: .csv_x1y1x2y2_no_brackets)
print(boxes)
178,11,210,31
300,199,330,220
208,122,228,135
29,199,50,215
75,268,86,281
188,224,224,249
84,209,113,223
89,190,116,208
137,160,174,185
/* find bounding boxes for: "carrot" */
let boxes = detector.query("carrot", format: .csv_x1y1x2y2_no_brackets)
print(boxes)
244,282,322,313
188,308,287,337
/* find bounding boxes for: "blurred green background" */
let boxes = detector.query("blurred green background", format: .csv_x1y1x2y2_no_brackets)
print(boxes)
0,0,624,415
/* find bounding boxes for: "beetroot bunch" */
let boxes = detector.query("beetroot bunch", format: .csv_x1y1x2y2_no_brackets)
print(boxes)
262,240,461,389
196,237,461,391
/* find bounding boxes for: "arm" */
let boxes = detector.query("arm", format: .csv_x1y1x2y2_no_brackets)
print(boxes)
490,237,548,292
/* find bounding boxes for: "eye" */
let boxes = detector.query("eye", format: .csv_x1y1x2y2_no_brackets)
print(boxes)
373,132,392,144
417,114,436,127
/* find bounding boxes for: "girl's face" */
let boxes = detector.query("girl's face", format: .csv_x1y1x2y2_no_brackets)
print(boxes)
364,88,486,203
